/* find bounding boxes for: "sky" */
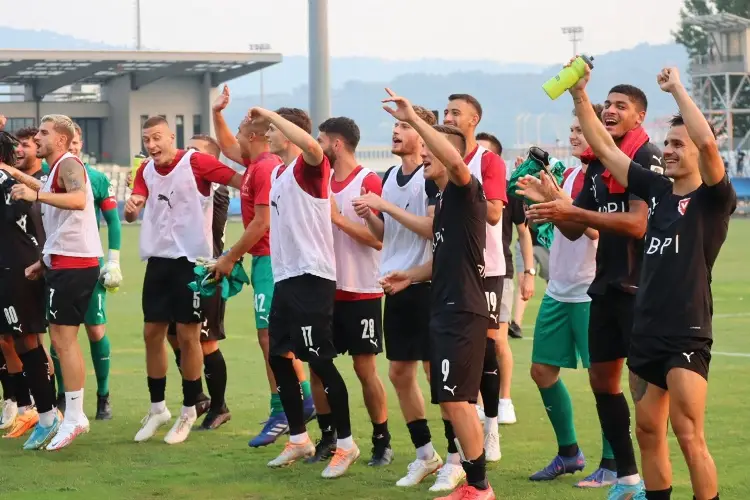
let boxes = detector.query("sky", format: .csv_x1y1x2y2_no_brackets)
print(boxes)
1,0,685,63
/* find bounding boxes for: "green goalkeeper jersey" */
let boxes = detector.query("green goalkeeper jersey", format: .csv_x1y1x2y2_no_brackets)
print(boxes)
41,160,116,225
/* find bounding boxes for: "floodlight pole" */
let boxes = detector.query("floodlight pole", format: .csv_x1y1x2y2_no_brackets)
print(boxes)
562,26,584,56
309,0,331,129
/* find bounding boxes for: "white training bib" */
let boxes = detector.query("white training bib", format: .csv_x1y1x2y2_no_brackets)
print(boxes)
41,152,103,266
331,168,382,293
269,159,336,283
139,149,214,262
546,166,598,303
379,166,432,278
466,145,505,277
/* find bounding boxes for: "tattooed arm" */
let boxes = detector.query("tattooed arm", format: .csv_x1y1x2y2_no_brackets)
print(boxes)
38,158,87,210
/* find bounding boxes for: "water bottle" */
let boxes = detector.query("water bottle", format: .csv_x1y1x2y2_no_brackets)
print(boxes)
542,55,594,100
130,153,146,189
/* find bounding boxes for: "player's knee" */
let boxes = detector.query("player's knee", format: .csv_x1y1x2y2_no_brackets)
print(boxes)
530,363,558,388
588,365,619,393
671,415,705,452
201,341,219,356
635,415,664,449
353,355,376,382
0,335,15,353
388,362,414,388
86,325,105,342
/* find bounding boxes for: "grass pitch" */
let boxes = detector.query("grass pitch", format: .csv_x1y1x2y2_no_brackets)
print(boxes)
1,220,749,499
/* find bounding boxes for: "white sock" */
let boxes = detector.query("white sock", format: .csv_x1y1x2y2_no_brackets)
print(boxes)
18,405,28,416
150,401,166,414
416,442,435,460
618,474,641,486
39,409,56,427
181,405,197,419
336,436,354,450
65,389,84,421
447,452,462,465
484,417,498,434
289,432,309,444
499,398,512,407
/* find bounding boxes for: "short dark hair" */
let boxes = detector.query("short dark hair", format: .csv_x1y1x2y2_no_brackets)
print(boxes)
433,124,467,157
143,116,169,129
448,93,483,121
190,134,221,158
475,132,502,155
14,127,38,141
275,107,312,134
669,113,717,138
414,105,437,126
572,103,605,122
608,85,648,112
318,117,360,151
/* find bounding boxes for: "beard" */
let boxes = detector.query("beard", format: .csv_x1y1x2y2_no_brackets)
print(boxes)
324,149,337,165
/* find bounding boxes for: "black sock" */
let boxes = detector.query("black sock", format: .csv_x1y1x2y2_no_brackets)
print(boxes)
480,338,500,418
600,457,617,471
203,350,227,411
695,495,719,500
316,413,336,441
182,377,203,407
443,419,458,454
11,372,31,407
595,392,639,477
558,443,580,458
0,350,13,401
269,356,305,435
147,376,167,403
646,487,672,500
372,420,390,448
173,349,182,374
49,368,56,400
462,451,489,490
309,359,351,439
406,418,431,449
19,346,54,414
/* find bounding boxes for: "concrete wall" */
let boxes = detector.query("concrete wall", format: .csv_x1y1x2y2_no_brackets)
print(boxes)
0,101,109,120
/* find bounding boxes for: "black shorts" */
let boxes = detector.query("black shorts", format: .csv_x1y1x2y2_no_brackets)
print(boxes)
333,298,383,356
45,266,99,327
0,268,46,336
483,276,504,330
143,257,202,324
628,336,712,390
429,312,488,405
269,274,336,362
588,288,635,363
383,282,431,361
167,287,226,342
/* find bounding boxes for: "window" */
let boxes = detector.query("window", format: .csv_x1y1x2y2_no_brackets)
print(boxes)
6,117,34,133
139,115,149,154
175,115,185,149
193,114,202,135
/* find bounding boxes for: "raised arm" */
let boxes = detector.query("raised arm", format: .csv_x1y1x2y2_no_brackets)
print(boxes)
250,107,324,167
382,88,471,186
658,67,724,186
212,85,245,165
569,62,632,187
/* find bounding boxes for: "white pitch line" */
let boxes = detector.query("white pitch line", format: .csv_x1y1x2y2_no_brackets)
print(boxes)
714,312,750,319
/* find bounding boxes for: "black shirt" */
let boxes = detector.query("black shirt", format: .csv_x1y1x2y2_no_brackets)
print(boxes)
628,165,736,339
502,195,526,279
574,142,663,295
212,185,230,258
0,169,47,270
431,175,488,317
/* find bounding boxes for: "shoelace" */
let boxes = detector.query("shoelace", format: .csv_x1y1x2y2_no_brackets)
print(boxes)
406,459,426,474
435,463,459,481
328,448,350,468
173,415,191,434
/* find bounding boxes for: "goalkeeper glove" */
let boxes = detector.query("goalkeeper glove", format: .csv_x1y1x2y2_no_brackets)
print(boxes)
100,249,123,290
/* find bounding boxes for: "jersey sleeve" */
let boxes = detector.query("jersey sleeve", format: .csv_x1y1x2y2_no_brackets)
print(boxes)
425,179,440,206
190,152,238,186
508,195,526,225
573,169,596,210
251,162,273,206
295,154,330,199
480,153,508,203
629,144,664,202
702,174,738,215
362,172,383,216
626,161,671,202
131,161,149,197
90,169,118,211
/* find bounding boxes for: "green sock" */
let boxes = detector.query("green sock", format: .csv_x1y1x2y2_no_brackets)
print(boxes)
539,378,577,447
89,335,111,397
270,393,283,415
602,431,615,460
50,345,64,397
300,380,312,399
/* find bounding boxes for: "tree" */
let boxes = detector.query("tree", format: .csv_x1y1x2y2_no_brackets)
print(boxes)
674,0,750,56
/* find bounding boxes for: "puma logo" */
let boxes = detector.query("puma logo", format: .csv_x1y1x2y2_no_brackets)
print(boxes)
12,326,22,333
201,328,209,337
443,385,457,396
545,405,552,412
489,314,498,322
369,338,378,348
683,352,694,363
483,369,498,376
49,310,57,320
259,315,269,322
271,197,280,216
324,386,329,394
308,347,321,356
193,310,201,318
157,191,174,209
